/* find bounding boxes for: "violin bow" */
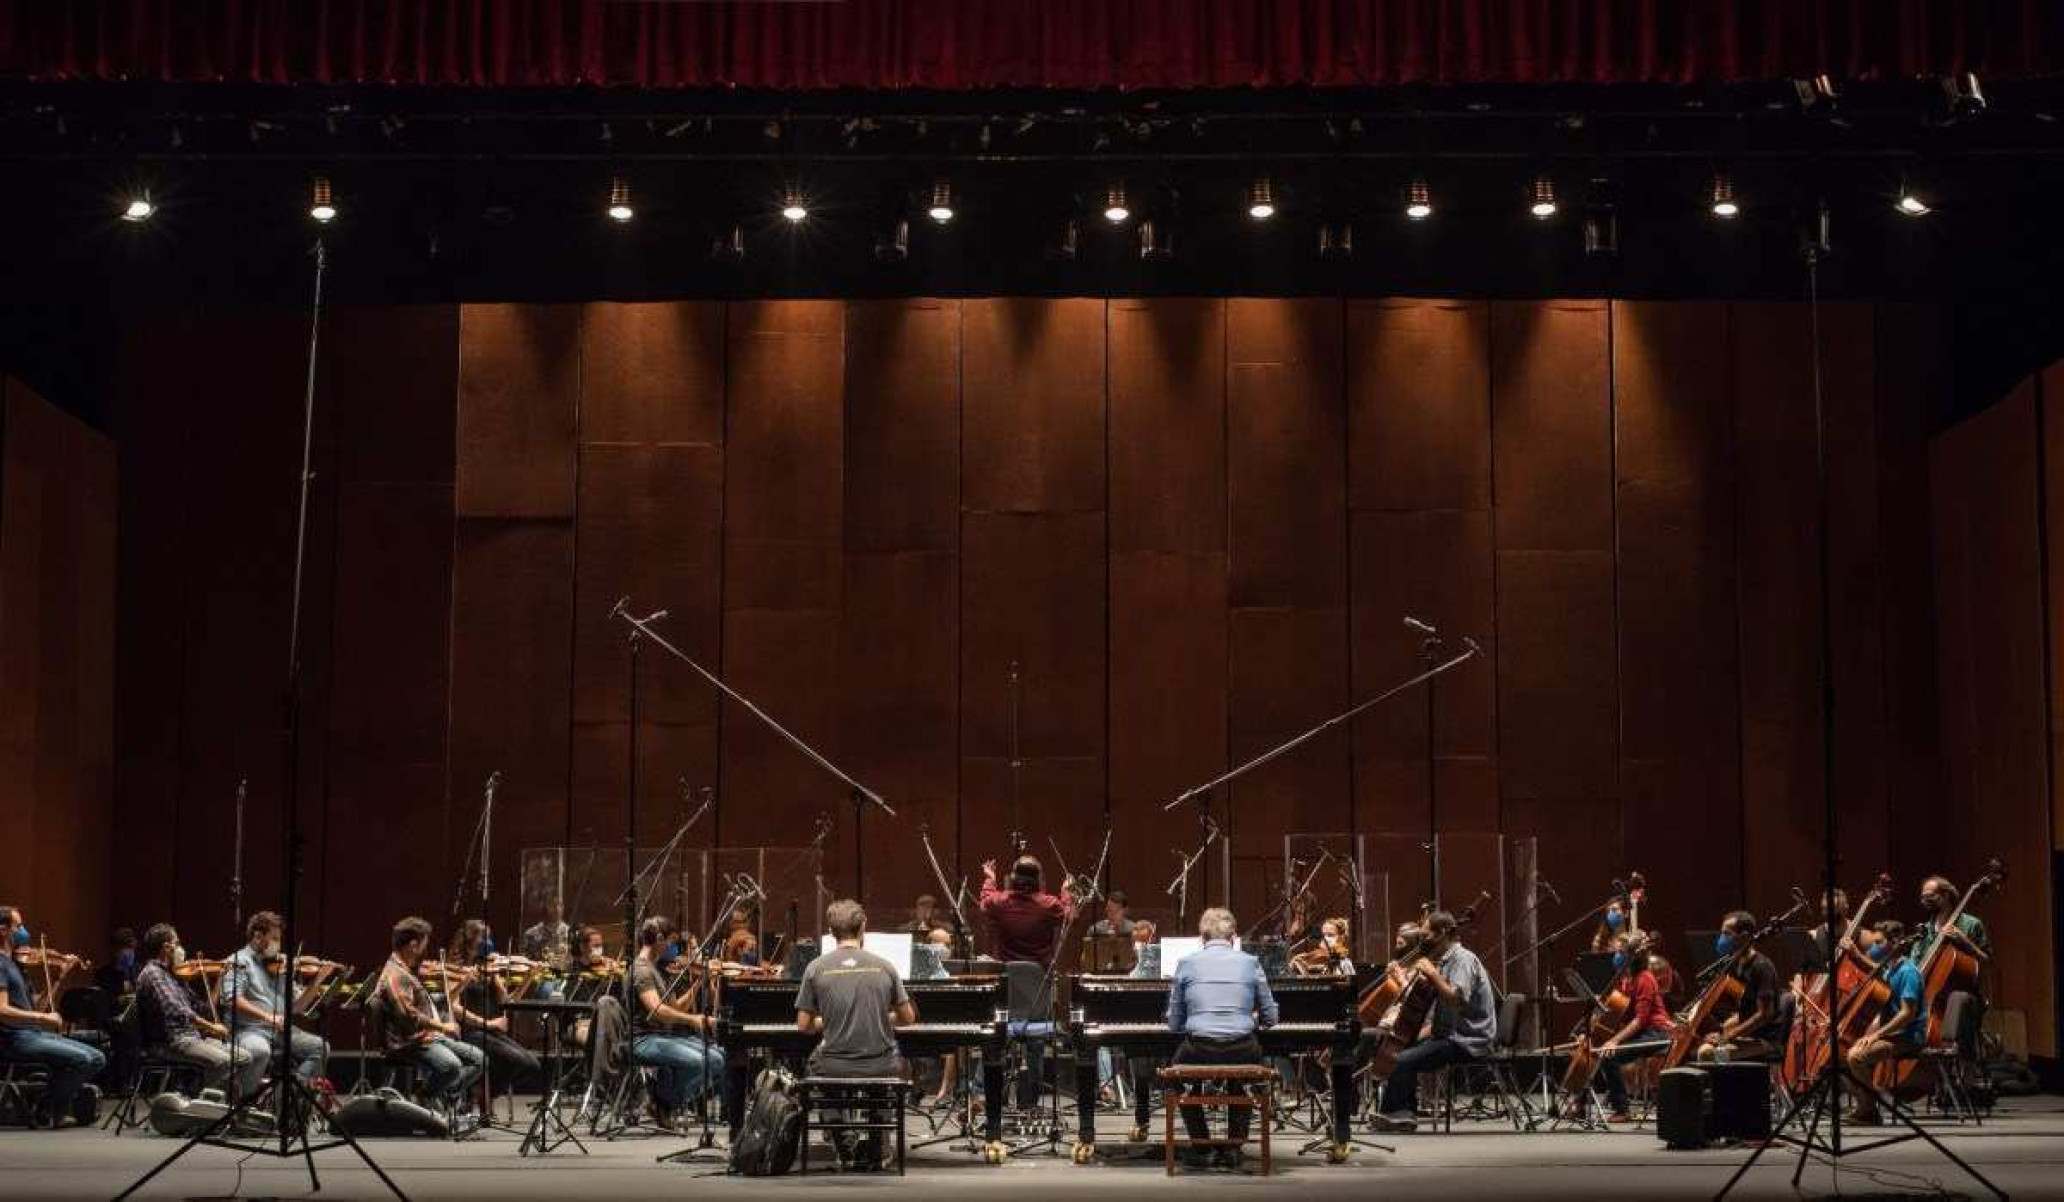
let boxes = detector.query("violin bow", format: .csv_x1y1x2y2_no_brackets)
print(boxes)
36,935,55,1017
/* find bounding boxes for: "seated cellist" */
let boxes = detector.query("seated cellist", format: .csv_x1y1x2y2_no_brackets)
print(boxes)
1916,877,1991,965
1846,920,1926,1125
1696,911,1783,1064
1578,933,1675,1123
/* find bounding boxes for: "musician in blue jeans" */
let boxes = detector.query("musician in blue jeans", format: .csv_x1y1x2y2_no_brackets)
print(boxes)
628,917,725,1131
1165,908,1277,1169
1370,910,1497,1134
0,905,105,1127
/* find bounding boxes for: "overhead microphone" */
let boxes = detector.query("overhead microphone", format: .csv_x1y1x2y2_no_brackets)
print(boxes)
1536,877,1562,904
1403,615,1438,636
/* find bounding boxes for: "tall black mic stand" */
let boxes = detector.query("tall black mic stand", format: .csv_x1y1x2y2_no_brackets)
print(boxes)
117,242,408,1202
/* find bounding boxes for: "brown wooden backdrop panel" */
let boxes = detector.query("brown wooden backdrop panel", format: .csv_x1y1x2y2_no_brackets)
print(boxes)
2049,362,2064,854
961,298,1106,515
455,304,579,519
1228,298,1344,609
1228,606,1352,859
1110,299,1226,557
1494,551,1618,804
1349,510,1498,837
1348,299,1492,513
579,302,725,447
446,520,574,944
1929,386,2056,1056
1732,303,1826,910
846,300,960,554
326,306,460,485
1611,301,1743,955
1490,302,1612,555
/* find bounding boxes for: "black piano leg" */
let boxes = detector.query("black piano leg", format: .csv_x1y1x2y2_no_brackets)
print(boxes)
1329,1055,1355,1153
1072,1055,1098,1162
981,1047,1006,1163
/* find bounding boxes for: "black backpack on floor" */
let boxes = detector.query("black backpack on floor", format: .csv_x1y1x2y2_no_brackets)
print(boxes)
729,1067,802,1176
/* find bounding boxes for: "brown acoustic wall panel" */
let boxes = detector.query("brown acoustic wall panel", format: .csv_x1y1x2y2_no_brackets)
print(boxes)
721,301,845,861
579,302,725,447
1490,302,1613,555
962,299,1106,515
959,512,1107,891
455,304,579,519
447,520,575,941
1930,387,2056,1056
1611,302,1743,954
325,306,460,485
1348,299,1492,514
1349,510,1498,837
2048,361,2064,853
1109,299,1226,557
846,300,960,554
1228,606,1352,855
1732,302,1827,911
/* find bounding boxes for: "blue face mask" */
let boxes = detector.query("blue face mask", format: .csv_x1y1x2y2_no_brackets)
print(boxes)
663,940,685,962
1867,941,1890,963
1715,932,1738,956
1605,909,1625,931
116,949,136,973
10,925,27,948
477,936,496,959
1611,951,1629,972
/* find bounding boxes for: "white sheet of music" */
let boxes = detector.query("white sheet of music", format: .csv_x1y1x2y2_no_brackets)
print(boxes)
821,931,913,980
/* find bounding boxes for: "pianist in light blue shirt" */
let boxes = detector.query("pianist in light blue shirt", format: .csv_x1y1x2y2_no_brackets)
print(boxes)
1165,911,1279,1040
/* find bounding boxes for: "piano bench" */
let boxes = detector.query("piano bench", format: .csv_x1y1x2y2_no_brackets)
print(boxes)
797,1077,912,1177
1155,1066,1274,1176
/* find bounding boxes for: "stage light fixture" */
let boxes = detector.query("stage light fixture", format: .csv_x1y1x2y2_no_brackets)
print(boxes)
1583,209,1620,257
780,186,809,223
309,176,337,223
121,193,154,223
1246,177,1275,220
1895,186,1931,217
1139,218,1174,260
1405,178,1433,220
927,180,955,223
607,177,634,223
711,224,746,262
1528,175,1558,219
1709,173,1740,218
1102,184,1130,224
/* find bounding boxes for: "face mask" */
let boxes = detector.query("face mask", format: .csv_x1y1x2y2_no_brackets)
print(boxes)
1867,941,1890,963
1611,951,1629,972
116,949,136,973
1604,909,1625,931
9,925,27,948
663,940,685,962
171,944,188,967
1715,932,1738,956
477,936,496,959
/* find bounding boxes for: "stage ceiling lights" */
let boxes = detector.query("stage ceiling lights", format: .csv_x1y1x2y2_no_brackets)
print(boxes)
926,179,955,223
308,175,336,224
1709,172,1740,219
1246,176,1276,220
1528,175,1559,219
1405,177,1433,220
1102,183,1130,224
780,184,809,222
1896,179,1933,216
121,191,154,223
606,176,634,223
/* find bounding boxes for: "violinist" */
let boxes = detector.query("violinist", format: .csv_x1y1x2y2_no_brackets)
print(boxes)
1291,917,1354,976
1696,911,1783,1064
1846,920,1926,1125
136,923,262,1097
0,905,105,1128
1915,876,1992,966
93,927,140,998
448,919,541,1086
1577,934,1675,1123
225,911,329,1086
629,916,726,1132
1370,910,1496,1135
375,916,485,1109
901,894,941,935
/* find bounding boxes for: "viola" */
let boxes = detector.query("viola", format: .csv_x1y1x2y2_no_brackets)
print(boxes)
1660,898,1806,1070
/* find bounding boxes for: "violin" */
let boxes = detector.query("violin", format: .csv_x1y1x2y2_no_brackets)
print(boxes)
171,956,230,981
13,946,91,974
262,952,348,981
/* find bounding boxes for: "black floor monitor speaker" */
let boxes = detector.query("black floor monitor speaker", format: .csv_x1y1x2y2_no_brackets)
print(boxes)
1709,1061,1772,1141
1656,1067,1712,1149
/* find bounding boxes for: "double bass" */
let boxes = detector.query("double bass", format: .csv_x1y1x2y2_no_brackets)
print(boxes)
1877,859,2005,1098
1361,892,1489,1079
1782,873,1893,1091
1660,899,1806,1070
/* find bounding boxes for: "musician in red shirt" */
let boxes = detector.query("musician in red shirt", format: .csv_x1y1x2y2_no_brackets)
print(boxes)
977,856,1078,964
1583,933,1676,1122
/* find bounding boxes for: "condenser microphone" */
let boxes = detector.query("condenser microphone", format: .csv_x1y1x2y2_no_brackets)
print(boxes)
1403,616,1438,636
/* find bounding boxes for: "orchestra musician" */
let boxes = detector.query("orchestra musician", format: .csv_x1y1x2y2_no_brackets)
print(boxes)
375,916,486,1110
902,894,941,935
1696,911,1783,1064
629,916,726,1132
1165,907,1277,1170
0,905,105,1128
1370,910,1496,1134
224,910,329,1087
447,919,541,1086
1589,895,1633,953
979,854,1077,1107
796,899,918,1170
136,922,263,1098
519,897,571,964
1292,917,1354,976
1575,933,1675,1123
1916,876,1992,965
1846,920,1927,1125
93,927,139,998
1088,890,1136,938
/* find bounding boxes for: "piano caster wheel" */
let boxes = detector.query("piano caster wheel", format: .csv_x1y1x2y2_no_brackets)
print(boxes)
1326,1142,1351,1165
1128,1124,1148,1143
983,1141,1007,1165
1071,1141,1096,1164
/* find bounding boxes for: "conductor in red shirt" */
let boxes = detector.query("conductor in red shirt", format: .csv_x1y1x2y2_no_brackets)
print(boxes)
978,855,1079,963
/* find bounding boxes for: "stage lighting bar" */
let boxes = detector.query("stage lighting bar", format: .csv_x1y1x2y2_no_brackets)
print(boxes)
1709,173,1739,218
1102,183,1130,224
927,180,955,223
1528,175,1558,219
1139,218,1174,260
781,185,809,222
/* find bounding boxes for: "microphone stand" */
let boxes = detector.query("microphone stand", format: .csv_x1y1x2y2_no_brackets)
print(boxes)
451,772,499,925
453,772,516,1138
1007,825,1111,1160
1164,815,1220,927
231,778,247,936
919,822,975,960
610,601,892,899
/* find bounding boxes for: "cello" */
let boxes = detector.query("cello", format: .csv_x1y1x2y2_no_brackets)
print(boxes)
1363,892,1489,1079
1782,873,1892,1090
1557,931,1655,1096
1661,900,1806,1070
1878,859,2005,1098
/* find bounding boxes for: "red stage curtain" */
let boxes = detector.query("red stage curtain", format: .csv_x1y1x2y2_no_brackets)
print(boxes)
0,1,2054,90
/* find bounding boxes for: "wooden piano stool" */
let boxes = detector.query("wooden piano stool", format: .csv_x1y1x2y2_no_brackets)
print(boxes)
1157,1064,1275,1176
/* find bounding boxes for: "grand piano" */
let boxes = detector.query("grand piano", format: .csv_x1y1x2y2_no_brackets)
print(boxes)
717,975,1012,1156
1069,974,1361,1158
